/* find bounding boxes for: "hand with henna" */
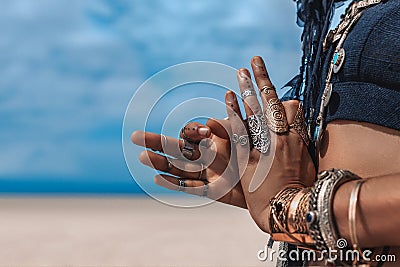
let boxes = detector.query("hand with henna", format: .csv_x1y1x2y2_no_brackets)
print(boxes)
131,118,247,209
225,56,316,233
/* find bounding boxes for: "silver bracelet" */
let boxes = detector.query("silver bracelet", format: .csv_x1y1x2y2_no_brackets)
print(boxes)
308,169,361,252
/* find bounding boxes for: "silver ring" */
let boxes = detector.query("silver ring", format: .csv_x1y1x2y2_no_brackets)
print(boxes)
232,134,248,146
202,183,209,197
261,85,276,95
198,163,205,180
165,157,173,172
181,125,200,145
182,139,194,159
247,114,271,153
241,89,256,99
161,134,168,151
178,179,186,192
238,135,248,146
232,134,239,144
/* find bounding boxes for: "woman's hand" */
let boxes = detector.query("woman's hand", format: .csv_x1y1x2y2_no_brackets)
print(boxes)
131,118,247,209
226,56,316,232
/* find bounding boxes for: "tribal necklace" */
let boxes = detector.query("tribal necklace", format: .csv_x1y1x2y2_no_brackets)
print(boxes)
313,0,383,151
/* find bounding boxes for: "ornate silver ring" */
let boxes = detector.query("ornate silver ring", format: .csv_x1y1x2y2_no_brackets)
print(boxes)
241,89,256,99
247,114,271,153
232,134,248,146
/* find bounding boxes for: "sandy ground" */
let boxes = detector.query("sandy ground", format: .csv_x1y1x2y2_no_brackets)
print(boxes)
0,197,278,267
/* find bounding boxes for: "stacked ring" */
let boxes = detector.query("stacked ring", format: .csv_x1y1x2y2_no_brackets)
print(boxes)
232,134,249,146
180,124,201,160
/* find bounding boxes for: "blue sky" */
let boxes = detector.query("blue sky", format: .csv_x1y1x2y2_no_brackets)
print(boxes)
0,1,349,194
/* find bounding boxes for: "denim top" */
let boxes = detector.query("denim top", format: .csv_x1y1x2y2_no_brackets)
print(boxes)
321,0,400,130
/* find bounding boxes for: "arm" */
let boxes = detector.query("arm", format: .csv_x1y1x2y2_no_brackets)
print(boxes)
333,173,400,247
227,56,400,253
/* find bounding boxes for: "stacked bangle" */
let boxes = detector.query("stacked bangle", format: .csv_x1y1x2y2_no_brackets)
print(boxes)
269,187,314,248
307,169,361,251
288,188,311,234
349,179,366,265
268,169,363,256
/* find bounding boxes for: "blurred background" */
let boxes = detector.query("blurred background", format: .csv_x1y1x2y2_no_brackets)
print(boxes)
0,0,304,193
0,0,349,266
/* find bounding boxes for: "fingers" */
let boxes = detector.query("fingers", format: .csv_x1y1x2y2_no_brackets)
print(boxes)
283,101,310,146
131,130,185,158
225,91,245,131
131,130,203,160
250,56,278,103
281,100,300,126
138,150,206,180
237,68,263,118
154,174,207,196
206,118,230,140
225,91,252,166
180,122,211,143
250,56,289,133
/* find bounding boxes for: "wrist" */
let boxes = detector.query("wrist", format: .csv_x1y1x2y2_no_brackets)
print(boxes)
287,188,310,234
268,187,315,247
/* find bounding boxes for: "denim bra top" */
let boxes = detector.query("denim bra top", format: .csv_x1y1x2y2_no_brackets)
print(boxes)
320,0,400,130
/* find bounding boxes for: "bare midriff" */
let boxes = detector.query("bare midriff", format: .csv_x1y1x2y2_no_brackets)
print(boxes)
316,120,400,266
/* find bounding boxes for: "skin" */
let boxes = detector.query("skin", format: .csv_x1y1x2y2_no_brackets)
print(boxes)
228,56,400,265
131,119,247,209
325,122,400,265
132,56,400,265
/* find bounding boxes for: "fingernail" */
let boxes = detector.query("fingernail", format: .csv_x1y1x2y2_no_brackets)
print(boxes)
238,69,249,78
198,127,209,137
226,91,235,103
253,56,264,67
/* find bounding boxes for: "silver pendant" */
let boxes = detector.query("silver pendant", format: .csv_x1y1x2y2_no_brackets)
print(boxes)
323,83,332,108
333,48,346,73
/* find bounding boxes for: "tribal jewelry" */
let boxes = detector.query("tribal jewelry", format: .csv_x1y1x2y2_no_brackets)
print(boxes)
307,169,361,252
289,103,309,146
232,133,249,146
177,179,186,192
264,98,289,134
314,0,383,150
241,89,256,99
247,114,271,153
